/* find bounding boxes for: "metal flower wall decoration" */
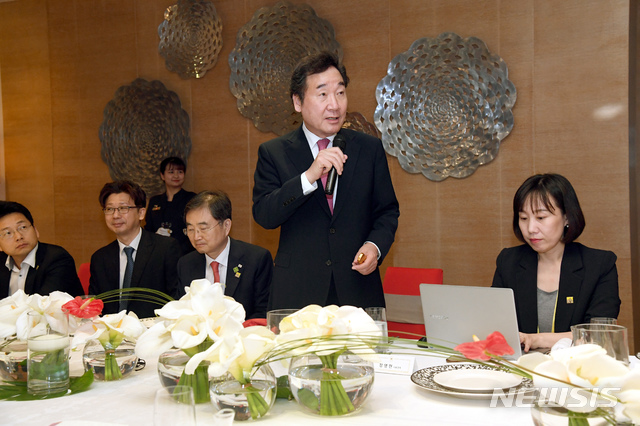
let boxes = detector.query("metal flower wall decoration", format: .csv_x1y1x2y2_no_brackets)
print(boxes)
229,1,342,135
375,32,516,181
342,112,381,139
158,0,223,79
99,79,191,196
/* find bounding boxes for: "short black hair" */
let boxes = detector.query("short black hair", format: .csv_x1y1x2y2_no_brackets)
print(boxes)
0,201,34,225
289,51,349,103
160,157,186,174
99,181,147,209
512,173,585,244
184,190,232,222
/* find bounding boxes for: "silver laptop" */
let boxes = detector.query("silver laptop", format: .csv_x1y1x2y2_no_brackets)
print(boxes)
419,284,522,359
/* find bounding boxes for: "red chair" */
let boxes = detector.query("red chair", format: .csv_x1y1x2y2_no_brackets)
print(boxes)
382,267,443,339
78,262,91,295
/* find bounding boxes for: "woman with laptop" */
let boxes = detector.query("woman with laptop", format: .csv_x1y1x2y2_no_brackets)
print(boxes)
492,173,620,352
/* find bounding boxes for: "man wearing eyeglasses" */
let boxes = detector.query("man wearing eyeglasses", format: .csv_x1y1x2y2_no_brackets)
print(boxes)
89,181,181,317
0,201,84,297
176,190,272,319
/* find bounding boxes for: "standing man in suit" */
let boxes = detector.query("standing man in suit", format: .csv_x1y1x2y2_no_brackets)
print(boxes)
177,190,272,319
89,181,181,318
0,201,84,297
252,52,399,309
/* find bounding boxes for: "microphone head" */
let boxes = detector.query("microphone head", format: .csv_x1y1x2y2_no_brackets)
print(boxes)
333,134,346,150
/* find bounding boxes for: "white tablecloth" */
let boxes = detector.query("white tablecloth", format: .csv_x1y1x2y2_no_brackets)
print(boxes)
2,347,540,426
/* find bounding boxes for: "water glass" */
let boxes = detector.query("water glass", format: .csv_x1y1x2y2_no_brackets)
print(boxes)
266,309,298,335
365,307,388,352
213,408,235,426
571,323,629,365
27,311,70,396
154,385,196,426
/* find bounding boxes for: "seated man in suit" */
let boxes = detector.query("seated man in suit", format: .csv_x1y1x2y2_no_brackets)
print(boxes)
177,190,272,319
0,201,84,297
89,181,181,318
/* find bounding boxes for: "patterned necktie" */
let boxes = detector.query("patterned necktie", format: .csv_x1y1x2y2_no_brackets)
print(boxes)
120,246,135,312
317,138,334,214
211,260,221,283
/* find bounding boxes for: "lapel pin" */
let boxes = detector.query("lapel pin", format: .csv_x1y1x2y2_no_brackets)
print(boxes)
566,296,574,304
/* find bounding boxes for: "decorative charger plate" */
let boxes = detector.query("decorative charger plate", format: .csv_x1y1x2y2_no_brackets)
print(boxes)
411,363,533,400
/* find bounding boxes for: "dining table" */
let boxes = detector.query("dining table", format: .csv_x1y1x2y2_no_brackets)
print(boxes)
1,344,556,426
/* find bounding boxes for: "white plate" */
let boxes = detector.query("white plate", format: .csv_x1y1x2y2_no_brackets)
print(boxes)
433,368,522,392
411,363,534,400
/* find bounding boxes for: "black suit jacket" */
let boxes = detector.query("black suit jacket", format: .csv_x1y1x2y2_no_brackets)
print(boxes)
252,127,399,309
176,238,272,319
89,229,181,318
492,242,620,333
0,242,84,297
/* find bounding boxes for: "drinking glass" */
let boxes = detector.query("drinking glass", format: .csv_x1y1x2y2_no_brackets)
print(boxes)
571,323,629,365
213,408,235,426
27,311,70,396
154,385,196,426
266,309,298,335
365,307,388,352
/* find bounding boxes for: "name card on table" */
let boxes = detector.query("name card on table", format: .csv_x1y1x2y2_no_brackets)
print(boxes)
373,354,416,375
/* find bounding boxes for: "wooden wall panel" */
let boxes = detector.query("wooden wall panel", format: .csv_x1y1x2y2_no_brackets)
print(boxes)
0,0,634,348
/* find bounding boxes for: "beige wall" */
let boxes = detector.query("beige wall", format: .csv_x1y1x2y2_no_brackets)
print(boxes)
0,0,634,348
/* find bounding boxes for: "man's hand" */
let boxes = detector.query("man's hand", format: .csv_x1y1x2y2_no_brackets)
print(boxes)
352,243,378,275
304,147,347,184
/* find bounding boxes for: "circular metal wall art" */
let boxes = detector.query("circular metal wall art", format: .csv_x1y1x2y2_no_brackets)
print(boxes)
229,1,342,136
99,78,192,197
375,32,516,181
158,0,223,79
342,112,381,139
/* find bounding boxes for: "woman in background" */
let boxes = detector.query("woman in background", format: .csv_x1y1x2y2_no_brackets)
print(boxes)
144,157,196,255
492,173,620,352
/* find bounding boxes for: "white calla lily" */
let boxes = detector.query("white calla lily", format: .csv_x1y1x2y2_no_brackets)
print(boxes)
0,290,29,338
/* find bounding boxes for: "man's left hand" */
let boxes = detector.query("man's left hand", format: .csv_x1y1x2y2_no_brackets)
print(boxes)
351,243,378,276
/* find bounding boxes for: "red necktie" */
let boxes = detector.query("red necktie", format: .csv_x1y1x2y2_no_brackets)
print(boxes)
211,261,221,283
317,138,334,214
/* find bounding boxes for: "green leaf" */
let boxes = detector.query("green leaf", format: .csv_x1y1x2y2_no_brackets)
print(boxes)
297,387,318,411
276,375,293,400
0,370,94,401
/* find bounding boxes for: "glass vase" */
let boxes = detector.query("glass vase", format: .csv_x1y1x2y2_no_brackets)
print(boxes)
157,348,211,404
0,338,28,382
531,400,615,426
82,338,137,381
209,364,277,421
288,352,375,416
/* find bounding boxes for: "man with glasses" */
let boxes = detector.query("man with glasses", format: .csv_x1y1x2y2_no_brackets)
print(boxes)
0,201,84,297
89,181,181,317
176,190,272,319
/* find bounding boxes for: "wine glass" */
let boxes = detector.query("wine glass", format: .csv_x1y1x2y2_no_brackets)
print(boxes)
154,385,196,426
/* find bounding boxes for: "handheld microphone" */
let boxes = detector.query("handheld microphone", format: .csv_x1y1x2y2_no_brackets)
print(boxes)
324,134,346,195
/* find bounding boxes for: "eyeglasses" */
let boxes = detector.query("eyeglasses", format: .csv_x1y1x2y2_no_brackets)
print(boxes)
103,206,138,215
0,224,33,240
183,222,221,236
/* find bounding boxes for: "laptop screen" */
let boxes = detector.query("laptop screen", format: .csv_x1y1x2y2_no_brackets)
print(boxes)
419,284,522,359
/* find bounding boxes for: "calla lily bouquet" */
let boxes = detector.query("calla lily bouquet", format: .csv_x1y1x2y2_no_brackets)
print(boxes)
71,310,146,381
0,290,76,341
257,304,383,416
453,332,640,425
135,279,249,404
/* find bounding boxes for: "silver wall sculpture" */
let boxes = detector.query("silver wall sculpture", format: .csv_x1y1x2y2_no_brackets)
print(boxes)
158,0,223,79
229,1,342,135
99,79,192,197
375,32,516,181
342,112,381,139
